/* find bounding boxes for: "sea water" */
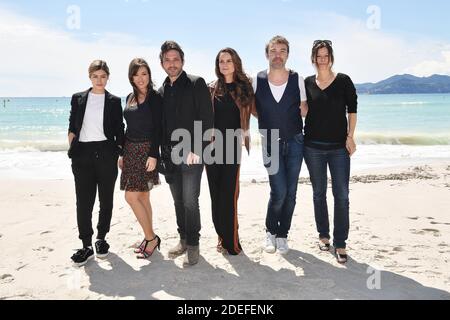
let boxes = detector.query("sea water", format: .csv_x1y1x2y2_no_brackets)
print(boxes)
0,94,449,180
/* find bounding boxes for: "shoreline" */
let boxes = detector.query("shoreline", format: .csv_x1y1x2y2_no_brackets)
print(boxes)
1,147,450,182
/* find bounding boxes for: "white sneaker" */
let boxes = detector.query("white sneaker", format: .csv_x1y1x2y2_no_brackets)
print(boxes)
276,238,289,255
264,232,277,253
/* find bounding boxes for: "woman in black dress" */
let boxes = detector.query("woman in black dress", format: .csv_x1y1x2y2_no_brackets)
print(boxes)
207,48,256,255
119,58,162,259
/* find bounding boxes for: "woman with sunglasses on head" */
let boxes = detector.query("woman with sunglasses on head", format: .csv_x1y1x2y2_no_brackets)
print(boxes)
206,48,256,255
303,40,357,264
119,58,162,259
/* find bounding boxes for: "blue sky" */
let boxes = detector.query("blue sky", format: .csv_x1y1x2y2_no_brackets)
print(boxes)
1,0,450,96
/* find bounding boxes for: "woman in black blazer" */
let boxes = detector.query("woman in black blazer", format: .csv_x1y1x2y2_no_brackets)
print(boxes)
68,60,125,267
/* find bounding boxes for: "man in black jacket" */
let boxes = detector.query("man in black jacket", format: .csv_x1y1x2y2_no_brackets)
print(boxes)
159,41,213,266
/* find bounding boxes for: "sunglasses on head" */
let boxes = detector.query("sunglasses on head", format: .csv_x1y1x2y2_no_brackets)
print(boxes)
313,40,332,47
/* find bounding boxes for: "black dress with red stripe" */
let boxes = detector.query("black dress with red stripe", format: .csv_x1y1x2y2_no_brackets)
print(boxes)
206,83,243,255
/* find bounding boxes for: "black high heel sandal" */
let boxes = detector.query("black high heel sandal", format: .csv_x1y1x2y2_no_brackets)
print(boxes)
137,235,161,259
134,239,146,254
334,248,348,264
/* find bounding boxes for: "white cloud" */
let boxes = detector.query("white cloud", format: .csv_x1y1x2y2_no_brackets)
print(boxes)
286,12,450,83
1,7,449,96
405,51,450,77
0,7,215,97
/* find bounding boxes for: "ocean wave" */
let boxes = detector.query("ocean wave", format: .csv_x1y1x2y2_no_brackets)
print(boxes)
1,132,449,152
400,101,428,105
362,101,435,107
0,140,68,152
357,133,450,145
248,132,450,146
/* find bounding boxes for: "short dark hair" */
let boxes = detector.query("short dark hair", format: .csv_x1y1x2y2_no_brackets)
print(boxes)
88,60,110,77
311,41,335,68
159,40,185,63
265,35,290,55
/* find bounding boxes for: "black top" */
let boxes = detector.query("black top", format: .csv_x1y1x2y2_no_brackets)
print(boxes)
212,83,241,164
159,71,214,156
68,88,125,157
162,82,178,141
304,73,357,149
124,91,162,158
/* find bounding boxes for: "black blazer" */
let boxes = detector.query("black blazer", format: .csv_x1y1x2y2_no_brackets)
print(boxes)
68,88,125,158
159,71,214,154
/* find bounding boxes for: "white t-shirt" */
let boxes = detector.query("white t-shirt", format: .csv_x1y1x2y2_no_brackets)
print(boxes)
79,92,107,142
252,70,307,103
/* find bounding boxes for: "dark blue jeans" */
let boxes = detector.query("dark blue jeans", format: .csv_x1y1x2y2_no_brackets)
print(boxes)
304,146,350,249
169,163,204,246
265,133,304,238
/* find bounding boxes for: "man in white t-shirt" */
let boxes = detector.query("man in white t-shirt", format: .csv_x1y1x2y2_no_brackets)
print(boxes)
253,35,307,255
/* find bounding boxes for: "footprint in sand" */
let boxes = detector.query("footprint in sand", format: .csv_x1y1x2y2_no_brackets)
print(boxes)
393,246,404,252
32,246,54,253
410,228,441,236
407,217,419,220
0,274,14,284
430,221,450,226
422,228,441,236
15,264,28,271
40,231,52,235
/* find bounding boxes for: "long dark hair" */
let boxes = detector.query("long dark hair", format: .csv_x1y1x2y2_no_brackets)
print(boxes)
128,58,155,106
214,47,253,108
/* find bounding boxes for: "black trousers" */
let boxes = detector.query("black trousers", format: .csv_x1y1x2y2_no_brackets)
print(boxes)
169,164,204,246
71,141,118,247
206,163,242,255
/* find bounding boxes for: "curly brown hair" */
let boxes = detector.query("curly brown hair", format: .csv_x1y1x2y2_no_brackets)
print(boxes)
214,47,254,109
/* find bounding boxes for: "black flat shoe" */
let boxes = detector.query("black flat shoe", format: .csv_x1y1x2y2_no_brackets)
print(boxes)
334,248,348,264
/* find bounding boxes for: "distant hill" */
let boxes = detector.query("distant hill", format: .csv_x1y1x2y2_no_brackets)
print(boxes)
355,74,450,94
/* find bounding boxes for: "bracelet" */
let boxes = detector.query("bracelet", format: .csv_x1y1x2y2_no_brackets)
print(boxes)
347,135,353,139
